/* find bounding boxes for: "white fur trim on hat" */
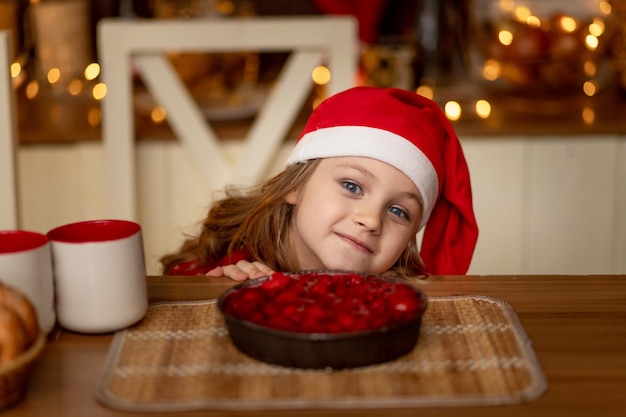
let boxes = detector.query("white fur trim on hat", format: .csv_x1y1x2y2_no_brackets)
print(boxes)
286,125,439,229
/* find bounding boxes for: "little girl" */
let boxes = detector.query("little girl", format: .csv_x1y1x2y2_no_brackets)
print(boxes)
160,86,478,279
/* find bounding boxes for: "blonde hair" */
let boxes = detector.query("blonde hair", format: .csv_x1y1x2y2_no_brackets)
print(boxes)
160,159,426,277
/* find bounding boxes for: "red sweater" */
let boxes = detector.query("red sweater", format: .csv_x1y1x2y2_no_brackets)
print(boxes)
168,247,251,276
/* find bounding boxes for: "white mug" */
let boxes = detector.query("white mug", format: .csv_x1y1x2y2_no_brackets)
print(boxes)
47,220,148,334
0,230,56,334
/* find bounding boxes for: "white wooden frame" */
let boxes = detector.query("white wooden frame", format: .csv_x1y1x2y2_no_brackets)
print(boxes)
97,17,358,221
0,30,19,229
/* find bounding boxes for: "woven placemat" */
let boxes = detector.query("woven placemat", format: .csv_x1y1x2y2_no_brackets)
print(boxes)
96,296,547,411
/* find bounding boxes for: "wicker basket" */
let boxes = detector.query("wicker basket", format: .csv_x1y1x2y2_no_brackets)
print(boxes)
0,333,46,410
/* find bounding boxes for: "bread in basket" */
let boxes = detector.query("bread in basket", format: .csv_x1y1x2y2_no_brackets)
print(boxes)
0,282,46,410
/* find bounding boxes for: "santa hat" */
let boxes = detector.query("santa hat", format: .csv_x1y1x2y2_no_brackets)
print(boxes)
286,87,478,275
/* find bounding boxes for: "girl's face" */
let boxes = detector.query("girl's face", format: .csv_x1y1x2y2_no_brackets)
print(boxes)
285,156,423,274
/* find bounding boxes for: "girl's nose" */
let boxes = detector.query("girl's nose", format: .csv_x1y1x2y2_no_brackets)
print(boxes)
353,205,382,234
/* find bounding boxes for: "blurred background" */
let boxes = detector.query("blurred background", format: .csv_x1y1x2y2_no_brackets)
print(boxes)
2,0,625,275
3,0,625,141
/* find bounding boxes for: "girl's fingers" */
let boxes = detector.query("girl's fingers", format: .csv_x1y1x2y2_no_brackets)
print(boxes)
205,266,224,277
235,260,274,279
205,261,275,281
207,264,248,281
249,261,275,278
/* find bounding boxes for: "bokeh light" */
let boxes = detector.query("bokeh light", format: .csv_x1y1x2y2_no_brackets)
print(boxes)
92,83,107,100
151,106,167,123
84,63,100,81
311,66,331,85
475,100,492,119
47,68,61,84
445,101,462,121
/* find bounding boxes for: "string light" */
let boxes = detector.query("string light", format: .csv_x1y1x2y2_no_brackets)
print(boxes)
92,83,107,100
311,66,331,85
482,59,501,81
513,6,531,22
84,63,100,81
498,30,513,46
526,15,541,27
47,68,61,84
416,85,434,100
599,1,611,15
444,101,461,121
475,100,492,119
585,34,599,51
67,79,83,96
10,62,21,78
583,80,597,96
589,19,605,37
558,16,577,32
151,106,167,123
582,107,595,125
584,60,597,77
25,80,39,99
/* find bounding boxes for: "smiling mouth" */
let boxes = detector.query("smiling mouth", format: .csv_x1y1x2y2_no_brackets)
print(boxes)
336,233,374,254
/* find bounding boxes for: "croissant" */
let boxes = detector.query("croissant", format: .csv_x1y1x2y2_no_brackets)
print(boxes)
0,282,39,365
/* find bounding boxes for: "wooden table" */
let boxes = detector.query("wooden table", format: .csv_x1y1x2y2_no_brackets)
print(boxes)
5,275,626,417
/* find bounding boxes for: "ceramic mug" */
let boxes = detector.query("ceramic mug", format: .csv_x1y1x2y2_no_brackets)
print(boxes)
47,220,148,333
0,230,56,334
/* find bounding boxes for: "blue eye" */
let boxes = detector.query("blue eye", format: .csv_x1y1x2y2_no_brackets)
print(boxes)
389,206,408,219
342,181,362,195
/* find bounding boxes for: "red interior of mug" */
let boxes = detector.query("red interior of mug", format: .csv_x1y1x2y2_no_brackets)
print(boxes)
0,230,48,253
47,220,141,243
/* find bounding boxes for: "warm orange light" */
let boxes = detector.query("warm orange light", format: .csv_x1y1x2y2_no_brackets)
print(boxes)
445,101,461,121
513,6,531,22
92,83,107,100
475,100,491,119
151,106,167,123
311,66,331,85
10,62,21,78
482,59,501,81
84,63,100,81
25,80,39,99
585,35,599,50
68,79,83,96
416,85,434,100
558,16,577,33
582,107,595,124
47,68,61,84
583,80,598,96
599,1,612,15
498,30,513,46
584,60,597,77
526,16,541,28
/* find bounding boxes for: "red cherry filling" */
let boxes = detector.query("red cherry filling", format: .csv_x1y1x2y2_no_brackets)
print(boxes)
222,272,423,333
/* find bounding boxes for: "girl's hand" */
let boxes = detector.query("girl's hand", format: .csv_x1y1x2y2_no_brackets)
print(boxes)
206,260,275,281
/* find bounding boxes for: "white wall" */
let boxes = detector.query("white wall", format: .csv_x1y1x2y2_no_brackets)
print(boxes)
462,135,626,275
15,135,626,275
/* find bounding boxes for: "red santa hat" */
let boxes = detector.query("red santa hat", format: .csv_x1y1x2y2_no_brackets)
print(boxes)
286,86,478,275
